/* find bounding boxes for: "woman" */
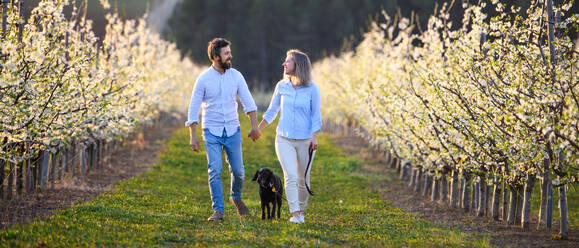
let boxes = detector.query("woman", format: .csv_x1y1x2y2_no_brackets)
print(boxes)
259,49,322,224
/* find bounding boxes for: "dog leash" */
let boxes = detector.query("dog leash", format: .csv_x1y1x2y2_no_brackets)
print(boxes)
269,147,315,201
305,147,315,196
272,186,287,202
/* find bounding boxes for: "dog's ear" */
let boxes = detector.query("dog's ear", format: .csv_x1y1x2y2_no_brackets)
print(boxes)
252,169,260,181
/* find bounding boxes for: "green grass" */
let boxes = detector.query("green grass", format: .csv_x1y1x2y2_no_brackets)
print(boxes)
0,115,490,247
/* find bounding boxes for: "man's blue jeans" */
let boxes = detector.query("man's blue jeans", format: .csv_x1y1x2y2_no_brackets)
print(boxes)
203,127,245,212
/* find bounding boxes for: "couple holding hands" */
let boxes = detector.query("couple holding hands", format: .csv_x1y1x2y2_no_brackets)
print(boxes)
186,38,322,223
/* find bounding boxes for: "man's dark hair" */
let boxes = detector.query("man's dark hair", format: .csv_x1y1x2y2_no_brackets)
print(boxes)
207,38,231,62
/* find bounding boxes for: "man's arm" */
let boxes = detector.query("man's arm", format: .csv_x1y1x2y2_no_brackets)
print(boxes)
186,77,204,152
189,123,200,152
235,71,260,141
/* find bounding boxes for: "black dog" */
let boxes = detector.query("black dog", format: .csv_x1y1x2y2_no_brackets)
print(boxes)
252,168,283,220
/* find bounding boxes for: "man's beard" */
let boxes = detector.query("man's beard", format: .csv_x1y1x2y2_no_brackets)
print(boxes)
218,56,231,70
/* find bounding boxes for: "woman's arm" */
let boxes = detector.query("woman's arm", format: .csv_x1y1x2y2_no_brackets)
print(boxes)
310,131,319,150
310,84,322,150
262,82,282,129
258,119,269,132
310,84,322,133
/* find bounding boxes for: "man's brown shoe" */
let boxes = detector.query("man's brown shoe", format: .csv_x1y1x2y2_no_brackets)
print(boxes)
207,210,224,221
229,197,250,216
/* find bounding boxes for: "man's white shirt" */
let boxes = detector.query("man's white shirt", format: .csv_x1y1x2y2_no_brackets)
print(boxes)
186,67,257,137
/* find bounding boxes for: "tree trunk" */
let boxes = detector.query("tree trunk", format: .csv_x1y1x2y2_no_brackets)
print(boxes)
388,154,396,169
86,144,90,170
50,150,57,189
422,173,431,197
25,158,32,193
521,174,535,230
491,174,501,220
0,158,4,198
537,158,549,229
399,161,408,180
449,170,459,208
516,186,523,224
486,184,491,216
413,166,422,194
32,153,39,190
41,151,49,186
71,142,76,176
395,157,401,173
477,175,486,217
558,184,568,238
461,174,470,212
502,180,508,220
92,143,97,169
471,181,478,214
7,161,14,199
557,150,568,239
459,176,465,208
431,174,439,202
87,144,93,170
81,144,86,175
64,147,69,174
107,141,112,163
507,185,517,225
408,166,415,187
102,140,107,165
101,140,105,166
57,150,63,181
96,141,101,168
17,159,23,195
547,186,553,229
439,172,448,204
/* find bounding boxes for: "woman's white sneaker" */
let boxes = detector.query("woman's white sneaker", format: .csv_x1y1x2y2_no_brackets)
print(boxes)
289,216,301,223
298,213,305,223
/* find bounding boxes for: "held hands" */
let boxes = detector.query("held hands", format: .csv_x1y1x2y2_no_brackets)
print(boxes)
248,127,261,142
247,111,261,142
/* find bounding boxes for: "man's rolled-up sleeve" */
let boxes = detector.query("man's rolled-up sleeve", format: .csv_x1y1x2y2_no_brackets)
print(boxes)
237,73,257,113
185,78,204,126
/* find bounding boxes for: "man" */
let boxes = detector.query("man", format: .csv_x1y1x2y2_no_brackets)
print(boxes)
186,38,261,221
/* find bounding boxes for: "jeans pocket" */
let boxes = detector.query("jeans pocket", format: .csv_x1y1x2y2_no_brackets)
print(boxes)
202,128,211,141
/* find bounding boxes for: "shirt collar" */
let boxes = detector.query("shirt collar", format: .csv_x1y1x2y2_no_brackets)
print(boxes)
210,66,228,75
284,79,308,89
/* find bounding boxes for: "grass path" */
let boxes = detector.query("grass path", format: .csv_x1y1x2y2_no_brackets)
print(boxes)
0,117,490,247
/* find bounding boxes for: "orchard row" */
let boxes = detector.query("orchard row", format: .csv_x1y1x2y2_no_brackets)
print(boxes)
313,0,577,238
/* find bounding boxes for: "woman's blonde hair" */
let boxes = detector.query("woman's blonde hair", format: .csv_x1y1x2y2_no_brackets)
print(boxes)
284,49,312,86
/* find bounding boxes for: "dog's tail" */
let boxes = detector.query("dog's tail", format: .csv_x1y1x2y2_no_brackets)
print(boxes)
305,148,315,196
